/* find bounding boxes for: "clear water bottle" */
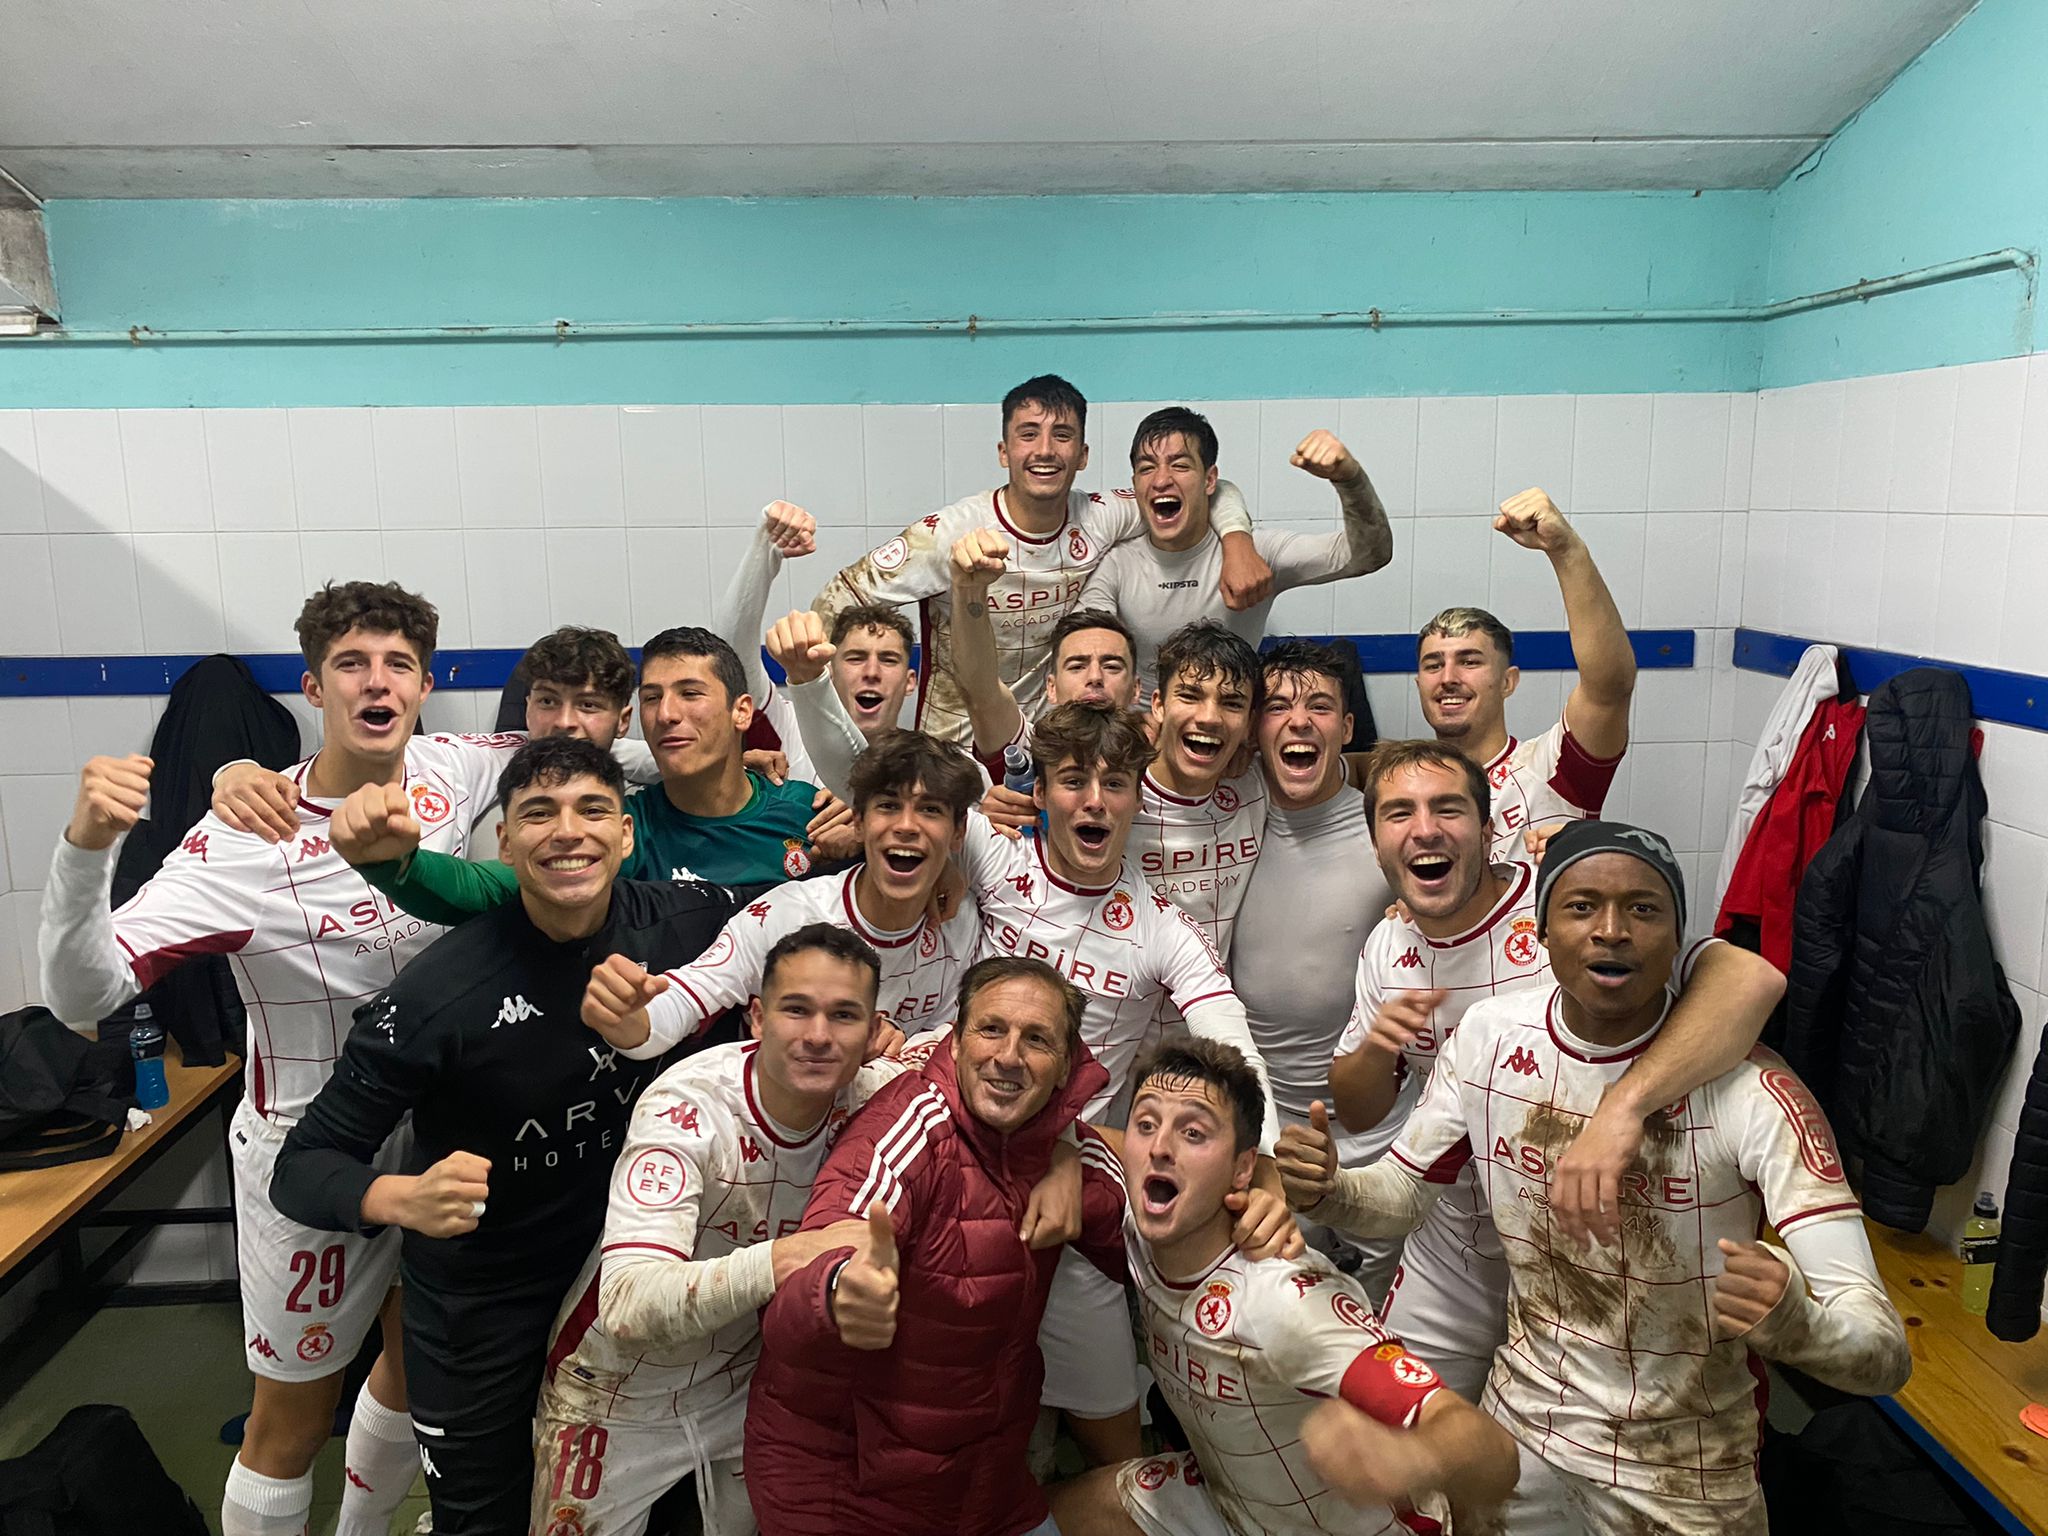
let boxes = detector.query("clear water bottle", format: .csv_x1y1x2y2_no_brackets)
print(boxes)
1002,744,1038,837
1961,1191,2000,1316
129,1007,170,1111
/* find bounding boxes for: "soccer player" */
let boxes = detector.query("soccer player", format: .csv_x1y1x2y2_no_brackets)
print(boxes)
579,729,985,1059
319,627,845,926
37,581,523,1536
532,924,901,1536
1418,487,1635,860
808,374,1267,745
744,956,1129,1536
1320,741,1784,1399
955,700,1293,1464
1079,411,1395,696
1045,1039,1519,1536
711,498,891,782
1229,642,1394,1231
1282,820,1910,1535
516,624,637,749
755,600,922,796
269,737,743,1536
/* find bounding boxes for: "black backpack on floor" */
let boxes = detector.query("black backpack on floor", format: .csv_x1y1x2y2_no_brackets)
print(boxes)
0,1009,133,1172
0,1404,207,1535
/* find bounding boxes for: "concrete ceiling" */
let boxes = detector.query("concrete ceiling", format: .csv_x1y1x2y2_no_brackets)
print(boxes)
0,0,1977,200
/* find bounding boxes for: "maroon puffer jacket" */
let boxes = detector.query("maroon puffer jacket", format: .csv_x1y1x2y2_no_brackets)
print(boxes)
745,1043,1121,1536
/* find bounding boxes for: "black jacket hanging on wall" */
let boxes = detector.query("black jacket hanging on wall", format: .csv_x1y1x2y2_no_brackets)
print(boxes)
1782,667,2020,1234
106,655,300,1066
1990,1031,2048,1339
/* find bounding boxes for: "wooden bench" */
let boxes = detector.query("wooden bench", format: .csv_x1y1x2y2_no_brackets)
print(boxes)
1867,1220,2048,1536
0,1038,243,1351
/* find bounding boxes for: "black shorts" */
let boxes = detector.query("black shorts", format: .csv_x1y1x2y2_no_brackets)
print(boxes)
401,1265,571,1536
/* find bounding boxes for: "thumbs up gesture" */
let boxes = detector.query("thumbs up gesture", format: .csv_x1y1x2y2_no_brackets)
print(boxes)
582,954,668,1051
1276,1101,1340,1211
831,1200,901,1350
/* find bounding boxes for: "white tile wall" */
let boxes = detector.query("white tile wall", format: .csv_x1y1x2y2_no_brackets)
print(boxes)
1752,357,2048,1272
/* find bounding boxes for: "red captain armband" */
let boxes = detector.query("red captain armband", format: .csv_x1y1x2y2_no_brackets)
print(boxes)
1339,1339,1443,1428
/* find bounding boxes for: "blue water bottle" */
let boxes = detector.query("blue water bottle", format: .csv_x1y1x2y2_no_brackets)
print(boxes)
129,1005,169,1111
1003,744,1038,838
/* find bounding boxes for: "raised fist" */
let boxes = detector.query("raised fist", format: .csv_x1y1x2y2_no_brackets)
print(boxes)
761,500,817,558
397,1150,492,1238
766,610,836,687
67,755,153,852
950,529,1011,597
330,782,422,868
1291,430,1362,483
1495,487,1576,556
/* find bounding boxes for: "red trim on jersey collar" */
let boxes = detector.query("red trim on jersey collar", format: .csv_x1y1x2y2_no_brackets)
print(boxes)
841,870,924,950
991,488,1064,546
1483,737,1519,777
1033,834,1118,897
1142,770,1212,809
1543,988,1669,1064
1423,861,1534,950
1145,1242,1234,1293
742,1044,833,1149
288,756,334,820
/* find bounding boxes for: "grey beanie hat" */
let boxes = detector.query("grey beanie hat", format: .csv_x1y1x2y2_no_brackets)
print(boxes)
1534,819,1687,937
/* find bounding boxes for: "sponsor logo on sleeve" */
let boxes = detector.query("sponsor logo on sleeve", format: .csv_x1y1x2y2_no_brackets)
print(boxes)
1330,1293,1376,1331
1760,1067,1846,1182
872,536,910,573
625,1148,690,1208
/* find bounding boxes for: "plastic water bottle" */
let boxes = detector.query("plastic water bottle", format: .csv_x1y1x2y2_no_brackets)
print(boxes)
129,1007,170,1111
1961,1191,2000,1316
1002,744,1038,838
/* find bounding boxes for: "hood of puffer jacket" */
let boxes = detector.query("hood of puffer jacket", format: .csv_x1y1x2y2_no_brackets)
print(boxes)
1856,668,1984,839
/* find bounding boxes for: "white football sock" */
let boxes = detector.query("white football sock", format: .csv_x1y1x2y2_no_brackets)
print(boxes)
221,1457,313,1536
332,1383,420,1536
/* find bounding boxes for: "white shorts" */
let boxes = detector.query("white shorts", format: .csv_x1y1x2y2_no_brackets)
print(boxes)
230,1097,407,1382
531,1407,754,1536
1116,1450,1418,1536
1502,1438,1767,1536
1375,1169,1509,1402
1037,1246,1141,1418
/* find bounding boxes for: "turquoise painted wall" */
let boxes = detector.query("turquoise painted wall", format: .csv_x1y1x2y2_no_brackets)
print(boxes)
1760,0,2043,387
3,192,1768,408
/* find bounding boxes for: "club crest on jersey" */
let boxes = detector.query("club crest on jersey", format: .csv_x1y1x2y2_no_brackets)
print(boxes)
1504,917,1540,967
919,925,939,958
1135,1459,1172,1492
410,784,452,826
296,1323,335,1363
625,1147,689,1208
1067,526,1091,562
1330,1293,1375,1331
1213,782,1239,812
1194,1282,1233,1336
783,839,812,878
1489,760,1512,788
1760,1068,1845,1182
871,536,910,573
1103,891,1135,931
545,1510,585,1536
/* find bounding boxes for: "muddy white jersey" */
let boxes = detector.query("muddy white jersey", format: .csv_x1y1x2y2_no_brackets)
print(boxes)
1482,714,1622,863
636,865,982,1055
542,1042,904,1431
810,488,1142,746
958,812,1238,1119
1129,1225,1443,1536
1391,974,1860,1500
1130,769,1268,959
97,732,524,1125
1335,861,1544,1274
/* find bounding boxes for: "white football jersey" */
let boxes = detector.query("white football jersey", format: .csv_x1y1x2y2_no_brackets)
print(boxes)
810,488,1143,745
103,732,524,1124
1482,715,1621,863
541,1042,903,1430
1334,861,1545,1279
958,812,1235,1118
1130,1224,1444,1536
640,865,981,1050
1392,981,1858,1501
1129,768,1269,960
